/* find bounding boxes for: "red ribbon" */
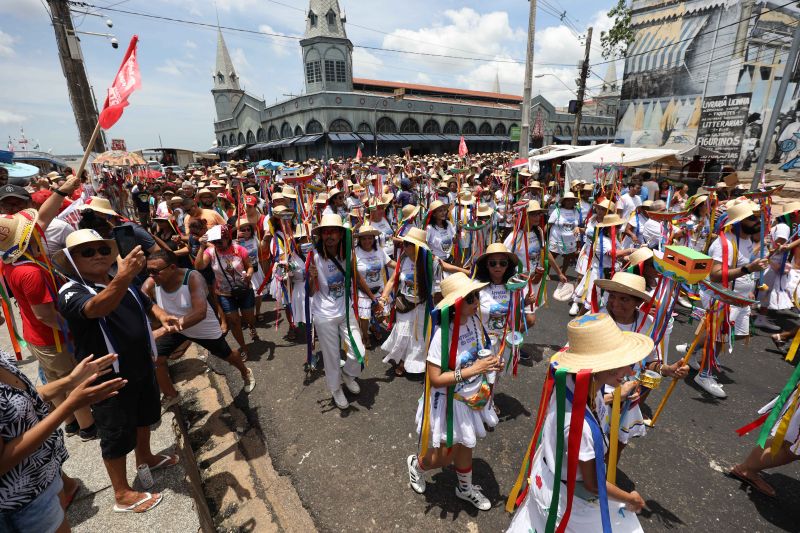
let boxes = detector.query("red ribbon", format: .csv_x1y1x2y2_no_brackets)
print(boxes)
557,369,592,533
735,411,770,437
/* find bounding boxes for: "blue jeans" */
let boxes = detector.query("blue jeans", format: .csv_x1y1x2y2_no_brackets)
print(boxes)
0,475,64,533
218,289,255,313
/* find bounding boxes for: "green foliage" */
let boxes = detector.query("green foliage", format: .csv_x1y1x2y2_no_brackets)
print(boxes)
600,0,634,60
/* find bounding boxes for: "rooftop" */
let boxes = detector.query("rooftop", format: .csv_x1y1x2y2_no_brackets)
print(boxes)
352,78,523,105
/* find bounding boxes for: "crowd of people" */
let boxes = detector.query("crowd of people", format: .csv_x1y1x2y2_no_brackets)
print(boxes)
0,149,798,532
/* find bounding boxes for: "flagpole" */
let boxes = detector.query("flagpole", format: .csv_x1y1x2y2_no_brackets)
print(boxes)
76,120,103,182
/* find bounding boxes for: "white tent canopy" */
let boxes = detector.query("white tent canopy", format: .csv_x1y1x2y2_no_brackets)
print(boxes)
529,144,609,174
564,145,682,183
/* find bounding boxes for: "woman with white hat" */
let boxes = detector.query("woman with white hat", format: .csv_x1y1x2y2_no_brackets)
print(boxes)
670,194,710,252
379,227,432,376
426,200,469,296
322,188,348,219
367,194,396,259
235,219,267,321
503,200,567,286
548,192,580,272
307,214,364,410
406,273,503,511
354,221,395,350
507,313,649,532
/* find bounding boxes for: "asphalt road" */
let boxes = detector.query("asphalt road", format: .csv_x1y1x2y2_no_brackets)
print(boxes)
209,291,800,532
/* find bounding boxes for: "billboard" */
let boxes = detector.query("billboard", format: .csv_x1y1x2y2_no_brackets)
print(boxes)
696,93,752,166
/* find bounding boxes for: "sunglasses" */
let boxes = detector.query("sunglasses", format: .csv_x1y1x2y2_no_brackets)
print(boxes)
464,292,478,305
488,260,508,268
148,264,171,276
78,245,112,258
239,227,253,232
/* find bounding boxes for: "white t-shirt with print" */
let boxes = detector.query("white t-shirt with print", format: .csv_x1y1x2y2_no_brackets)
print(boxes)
707,231,755,295
504,229,543,269
548,208,578,251
355,246,389,291
426,223,456,259
311,251,348,319
370,217,395,258
426,315,486,398
479,283,511,336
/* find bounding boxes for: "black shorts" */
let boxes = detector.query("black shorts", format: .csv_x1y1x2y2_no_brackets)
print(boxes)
91,374,161,459
156,332,233,359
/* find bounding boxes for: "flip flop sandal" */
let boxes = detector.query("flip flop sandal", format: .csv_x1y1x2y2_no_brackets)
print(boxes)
150,453,179,472
112,492,163,513
728,468,777,498
394,363,405,377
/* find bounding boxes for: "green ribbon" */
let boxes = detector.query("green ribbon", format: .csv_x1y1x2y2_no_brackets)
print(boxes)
440,304,454,447
545,367,568,533
343,227,364,365
757,363,800,448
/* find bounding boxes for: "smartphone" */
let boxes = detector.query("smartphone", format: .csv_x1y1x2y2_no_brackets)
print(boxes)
112,225,137,258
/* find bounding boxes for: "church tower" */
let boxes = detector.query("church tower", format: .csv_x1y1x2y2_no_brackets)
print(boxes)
595,61,620,118
212,28,243,121
300,0,353,94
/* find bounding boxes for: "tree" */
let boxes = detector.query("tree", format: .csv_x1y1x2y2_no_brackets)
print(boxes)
600,0,634,60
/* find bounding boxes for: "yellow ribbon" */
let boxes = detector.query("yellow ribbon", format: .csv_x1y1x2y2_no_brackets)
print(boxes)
607,386,622,484
785,329,800,363
770,389,800,457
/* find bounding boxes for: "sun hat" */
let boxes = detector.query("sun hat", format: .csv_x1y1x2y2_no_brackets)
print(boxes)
582,183,594,192
272,192,285,202
476,242,519,268
245,187,257,194
685,194,708,211
519,170,532,178
401,227,429,250
526,200,546,214
776,201,800,217
551,313,654,373
596,212,625,228
328,188,343,199
400,204,420,222
436,272,488,310
476,203,494,217
197,187,214,197
458,191,475,206
52,229,119,275
723,200,758,226
355,221,381,238
281,185,297,199
552,281,576,302
595,272,651,302
428,199,446,215
294,224,311,239
314,193,328,205
595,198,614,210
622,247,654,270
312,214,345,235
81,196,119,217
559,191,577,203
0,209,39,264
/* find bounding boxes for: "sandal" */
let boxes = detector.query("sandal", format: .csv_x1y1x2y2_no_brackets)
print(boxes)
394,362,406,377
149,453,179,472
250,327,260,342
771,334,787,352
112,492,163,513
729,466,777,498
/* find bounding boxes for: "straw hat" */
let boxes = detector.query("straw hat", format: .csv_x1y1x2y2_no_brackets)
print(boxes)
312,214,345,235
526,200,546,214
476,203,494,217
374,193,393,206
685,195,708,211
281,185,297,199
776,201,800,217
328,188,343,199
428,199,446,215
81,196,119,217
596,212,625,227
551,313,654,373
595,198,614,211
0,209,39,264
623,247,654,270
458,191,475,206
314,193,328,205
476,242,519,268
436,272,488,310
245,187,257,194
723,200,758,226
559,191,577,203
400,204,420,222
294,224,310,239
519,170,532,178
197,188,214,197
595,272,651,302
401,227,429,250
355,221,381,237
582,183,594,192
52,229,118,275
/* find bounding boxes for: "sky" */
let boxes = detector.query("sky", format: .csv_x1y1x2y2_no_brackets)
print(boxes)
0,0,621,154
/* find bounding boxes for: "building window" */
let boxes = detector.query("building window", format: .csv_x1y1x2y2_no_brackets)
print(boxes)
329,119,353,132
423,120,441,134
462,121,477,135
325,60,335,82
565,125,571,136
306,120,323,134
478,122,492,135
295,125,304,136
256,128,266,142
280,122,293,138
376,117,397,133
555,125,563,136
357,122,372,133
246,130,255,143
308,11,317,27
326,9,336,25
237,132,245,144
443,120,459,134
335,60,346,83
220,135,227,146
400,118,420,133
305,60,322,84
324,60,347,83
268,126,279,141
493,123,506,136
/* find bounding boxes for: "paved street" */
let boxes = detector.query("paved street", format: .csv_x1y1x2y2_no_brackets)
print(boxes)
208,292,800,532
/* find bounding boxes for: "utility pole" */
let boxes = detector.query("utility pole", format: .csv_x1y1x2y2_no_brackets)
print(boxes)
518,0,537,158
572,26,592,146
47,0,106,154
751,21,800,188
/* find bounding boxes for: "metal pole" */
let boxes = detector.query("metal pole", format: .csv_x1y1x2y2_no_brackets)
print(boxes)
572,27,593,146
751,21,800,189
518,0,537,158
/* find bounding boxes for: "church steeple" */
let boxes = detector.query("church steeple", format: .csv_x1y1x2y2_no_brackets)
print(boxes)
301,0,353,94
214,28,240,91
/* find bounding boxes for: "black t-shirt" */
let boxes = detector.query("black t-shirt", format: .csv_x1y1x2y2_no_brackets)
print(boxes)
57,279,155,381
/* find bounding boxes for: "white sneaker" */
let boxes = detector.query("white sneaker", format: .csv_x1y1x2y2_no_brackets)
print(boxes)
342,373,361,395
407,455,426,494
243,368,256,393
677,296,693,309
332,388,349,409
569,302,579,316
754,315,781,332
694,373,726,398
456,484,492,511
675,343,688,355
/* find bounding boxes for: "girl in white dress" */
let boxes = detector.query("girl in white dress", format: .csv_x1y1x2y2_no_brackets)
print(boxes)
354,222,395,350
425,200,469,299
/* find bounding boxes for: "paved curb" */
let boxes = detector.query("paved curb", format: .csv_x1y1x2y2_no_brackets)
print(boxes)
170,345,317,532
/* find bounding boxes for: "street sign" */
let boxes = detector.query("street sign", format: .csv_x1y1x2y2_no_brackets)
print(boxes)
509,126,521,142
111,138,127,151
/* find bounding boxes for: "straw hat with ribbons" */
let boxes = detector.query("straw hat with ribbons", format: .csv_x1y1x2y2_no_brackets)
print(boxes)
436,272,488,310
476,203,494,217
596,212,626,228
401,227,429,250
721,200,758,226
595,272,651,302
312,214,345,235
355,221,381,237
0,208,39,264
526,200,546,215
81,196,120,218
622,247,654,271
400,204,420,223
475,242,519,269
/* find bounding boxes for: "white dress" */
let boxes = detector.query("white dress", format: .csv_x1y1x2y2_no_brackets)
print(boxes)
381,256,428,374
508,379,643,533
355,246,390,320
415,315,499,448
237,236,265,294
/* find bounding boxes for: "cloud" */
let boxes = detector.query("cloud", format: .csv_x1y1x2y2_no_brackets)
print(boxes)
0,31,17,58
0,0,43,19
0,109,26,124
352,48,384,79
257,25,292,57
184,40,197,49
156,58,200,77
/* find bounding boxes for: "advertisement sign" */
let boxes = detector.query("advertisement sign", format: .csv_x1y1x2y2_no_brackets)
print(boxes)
509,126,521,142
111,138,127,151
696,93,752,166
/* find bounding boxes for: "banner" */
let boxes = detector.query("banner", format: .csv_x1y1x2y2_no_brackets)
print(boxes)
695,92,752,167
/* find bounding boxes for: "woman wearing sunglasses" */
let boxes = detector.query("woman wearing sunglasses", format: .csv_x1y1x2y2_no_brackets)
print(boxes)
194,224,257,361
235,219,267,323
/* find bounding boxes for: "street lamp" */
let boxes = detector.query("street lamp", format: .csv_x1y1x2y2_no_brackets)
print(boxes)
534,74,577,96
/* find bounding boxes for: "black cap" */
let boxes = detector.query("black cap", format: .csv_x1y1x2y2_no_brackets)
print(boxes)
0,184,31,201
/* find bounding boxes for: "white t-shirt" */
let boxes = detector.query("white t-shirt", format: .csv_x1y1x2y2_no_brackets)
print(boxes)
479,283,511,336
44,218,74,259
311,251,348,319
707,231,755,295
426,223,456,259
548,209,578,251
426,315,487,399
619,193,641,224
370,217,395,258
504,229,542,269
355,246,389,291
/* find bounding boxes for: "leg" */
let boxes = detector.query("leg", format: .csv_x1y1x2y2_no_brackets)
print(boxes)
154,356,178,398
315,316,345,393
732,440,799,497
418,444,458,471
359,318,372,350
60,471,79,509
104,455,161,511
226,312,246,350
340,313,365,379
225,347,249,379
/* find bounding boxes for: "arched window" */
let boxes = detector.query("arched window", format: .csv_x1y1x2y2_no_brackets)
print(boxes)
326,8,336,25
443,120,459,134
555,125,563,136
306,119,323,134
280,122,293,138
423,119,441,134
220,135,227,147
493,123,506,136
565,125,571,136
478,122,492,135
256,128,266,142
304,49,322,85
329,118,353,132
462,121,477,135
602,127,608,136
376,117,397,133
581,126,587,135
357,122,372,133
268,126,279,141
308,10,317,27
610,127,615,134
294,125,304,136
400,118,420,133
246,130,255,143
237,132,245,144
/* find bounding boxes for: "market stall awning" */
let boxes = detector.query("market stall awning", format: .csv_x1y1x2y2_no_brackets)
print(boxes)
247,142,271,151
294,134,324,146
376,134,407,142
565,145,682,183
356,132,374,142
328,133,362,143
626,15,709,74
530,144,609,161
227,144,246,154
439,134,463,142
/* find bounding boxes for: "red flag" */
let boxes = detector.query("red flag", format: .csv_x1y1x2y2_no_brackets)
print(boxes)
99,35,142,130
355,145,362,161
458,135,468,157
511,157,529,169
